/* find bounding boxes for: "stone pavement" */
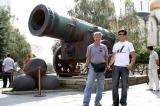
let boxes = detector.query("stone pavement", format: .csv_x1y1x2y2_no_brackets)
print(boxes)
0,81,160,106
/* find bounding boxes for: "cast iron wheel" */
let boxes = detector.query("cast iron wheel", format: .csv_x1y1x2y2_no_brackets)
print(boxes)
53,46,79,77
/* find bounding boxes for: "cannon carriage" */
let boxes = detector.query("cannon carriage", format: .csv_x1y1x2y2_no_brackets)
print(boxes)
28,4,116,77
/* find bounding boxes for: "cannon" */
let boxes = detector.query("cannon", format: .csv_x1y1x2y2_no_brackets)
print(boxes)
28,4,116,77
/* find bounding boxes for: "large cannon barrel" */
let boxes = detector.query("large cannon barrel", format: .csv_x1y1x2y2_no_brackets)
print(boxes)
28,4,115,42
29,4,116,77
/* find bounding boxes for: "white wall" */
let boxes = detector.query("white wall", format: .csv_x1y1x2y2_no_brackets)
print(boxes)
148,16,158,46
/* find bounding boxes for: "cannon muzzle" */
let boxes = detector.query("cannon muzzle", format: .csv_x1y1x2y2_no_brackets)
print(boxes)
29,4,84,41
29,5,60,38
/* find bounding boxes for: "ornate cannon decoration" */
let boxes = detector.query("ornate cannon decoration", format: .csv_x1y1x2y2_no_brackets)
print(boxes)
28,4,116,77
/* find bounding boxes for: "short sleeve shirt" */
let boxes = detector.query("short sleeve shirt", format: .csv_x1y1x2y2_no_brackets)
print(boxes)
86,43,108,64
149,51,159,70
2,57,14,72
113,41,135,67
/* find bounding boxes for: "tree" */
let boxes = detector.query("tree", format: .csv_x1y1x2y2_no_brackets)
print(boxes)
0,30,5,62
6,28,31,66
0,7,10,60
0,7,31,66
123,0,143,50
68,0,116,29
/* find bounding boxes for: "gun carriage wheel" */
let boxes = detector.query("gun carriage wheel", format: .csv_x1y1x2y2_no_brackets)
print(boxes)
53,47,79,77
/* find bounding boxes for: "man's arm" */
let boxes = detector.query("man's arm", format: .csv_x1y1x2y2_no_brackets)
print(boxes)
104,46,109,66
2,65,4,72
127,51,136,70
156,59,159,66
105,58,108,67
108,52,116,69
155,52,159,66
84,57,90,68
2,60,5,72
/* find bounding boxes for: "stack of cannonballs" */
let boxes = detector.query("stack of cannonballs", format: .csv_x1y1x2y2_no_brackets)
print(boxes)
12,58,60,91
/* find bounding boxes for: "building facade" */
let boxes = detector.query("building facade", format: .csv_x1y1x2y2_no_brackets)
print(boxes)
148,0,160,46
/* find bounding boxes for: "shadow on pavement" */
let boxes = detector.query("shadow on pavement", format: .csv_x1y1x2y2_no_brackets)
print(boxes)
151,91,160,98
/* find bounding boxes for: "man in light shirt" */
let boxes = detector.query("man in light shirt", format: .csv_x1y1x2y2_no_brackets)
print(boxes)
108,28,136,106
2,53,14,88
147,46,159,91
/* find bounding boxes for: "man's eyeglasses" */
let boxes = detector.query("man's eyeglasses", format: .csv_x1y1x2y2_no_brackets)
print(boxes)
118,33,125,36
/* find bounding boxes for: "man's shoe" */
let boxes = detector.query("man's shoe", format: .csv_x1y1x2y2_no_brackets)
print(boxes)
148,89,153,91
112,104,118,106
95,102,102,106
83,103,88,106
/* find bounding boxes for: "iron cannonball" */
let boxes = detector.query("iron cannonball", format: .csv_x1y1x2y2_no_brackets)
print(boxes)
41,75,60,90
12,75,35,91
24,58,47,80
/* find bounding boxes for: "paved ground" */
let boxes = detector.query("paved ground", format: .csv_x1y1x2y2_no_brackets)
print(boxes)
0,80,160,106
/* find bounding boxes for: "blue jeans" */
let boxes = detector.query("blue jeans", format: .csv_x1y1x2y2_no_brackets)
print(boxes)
112,66,129,106
83,65,105,106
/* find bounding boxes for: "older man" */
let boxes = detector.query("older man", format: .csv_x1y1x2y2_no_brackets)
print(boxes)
83,32,109,106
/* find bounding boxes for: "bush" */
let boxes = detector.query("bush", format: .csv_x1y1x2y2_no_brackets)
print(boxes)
136,48,149,64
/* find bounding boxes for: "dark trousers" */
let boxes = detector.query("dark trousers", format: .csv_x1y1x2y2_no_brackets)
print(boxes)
112,66,129,106
3,72,12,88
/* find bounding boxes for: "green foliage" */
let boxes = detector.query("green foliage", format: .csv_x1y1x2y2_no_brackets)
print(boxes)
0,7,31,67
136,48,149,64
68,0,116,29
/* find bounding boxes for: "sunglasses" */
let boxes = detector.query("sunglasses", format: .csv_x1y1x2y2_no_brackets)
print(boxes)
118,33,125,35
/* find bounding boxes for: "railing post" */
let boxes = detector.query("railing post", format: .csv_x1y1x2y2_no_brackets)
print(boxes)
34,67,46,97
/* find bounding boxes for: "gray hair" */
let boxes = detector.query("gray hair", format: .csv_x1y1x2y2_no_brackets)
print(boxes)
93,32,103,37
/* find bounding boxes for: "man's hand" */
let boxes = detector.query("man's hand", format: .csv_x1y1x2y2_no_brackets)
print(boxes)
127,64,133,70
107,65,111,70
